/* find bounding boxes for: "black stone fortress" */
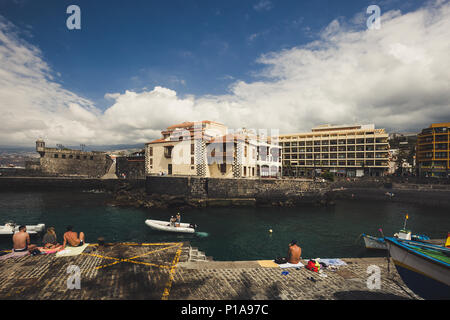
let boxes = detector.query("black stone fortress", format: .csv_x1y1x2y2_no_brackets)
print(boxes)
34,139,113,177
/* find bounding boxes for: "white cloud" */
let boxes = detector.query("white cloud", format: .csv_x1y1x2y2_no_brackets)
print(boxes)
253,0,273,12
0,1,450,147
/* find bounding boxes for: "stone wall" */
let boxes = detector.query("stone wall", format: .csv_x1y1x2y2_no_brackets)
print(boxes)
39,148,113,177
116,156,145,179
145,176,326,200
0,177,145,192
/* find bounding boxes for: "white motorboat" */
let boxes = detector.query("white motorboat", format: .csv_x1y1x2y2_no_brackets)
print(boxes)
0,223,46,235
145,219,196,234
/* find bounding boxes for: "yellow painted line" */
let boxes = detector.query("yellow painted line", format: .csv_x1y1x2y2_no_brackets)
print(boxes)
82,253,121,261
96,261,121,269
121,259,171,269
1,250,12,253
117,242,180,246
161,244,183,300
86,243,183,270
127,244,181,260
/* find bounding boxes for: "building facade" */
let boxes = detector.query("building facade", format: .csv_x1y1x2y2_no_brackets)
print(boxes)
145,121,281,178
115,150,145,179
280,124,390,177
416,122,450,178
35,140,113,177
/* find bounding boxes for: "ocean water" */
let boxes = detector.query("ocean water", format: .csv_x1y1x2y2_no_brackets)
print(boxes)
0,191,449,261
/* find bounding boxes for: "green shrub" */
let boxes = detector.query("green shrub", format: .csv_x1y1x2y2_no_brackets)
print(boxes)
321,171,334,181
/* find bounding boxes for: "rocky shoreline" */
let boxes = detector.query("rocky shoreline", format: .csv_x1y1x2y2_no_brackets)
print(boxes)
110,180,450,210
109,186,336,210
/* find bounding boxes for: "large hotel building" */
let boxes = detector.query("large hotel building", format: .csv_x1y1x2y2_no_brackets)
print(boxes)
280,124,390,177
416,122,450,178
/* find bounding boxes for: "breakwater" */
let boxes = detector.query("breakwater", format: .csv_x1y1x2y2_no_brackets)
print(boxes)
144,175,332,207
1,176,450,209
0,176,144,192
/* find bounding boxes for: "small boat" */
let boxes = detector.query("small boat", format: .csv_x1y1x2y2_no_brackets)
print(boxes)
362,234,387,250
0,222,46,235
362,214,430,250
385,237,450,299
363,230,432,250
145,219,196,234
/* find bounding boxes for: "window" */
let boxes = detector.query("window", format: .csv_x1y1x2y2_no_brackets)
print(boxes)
243,166,247,176
76,155,80,159
54,154,58,158
83,156,87,160
69,155,73,159
244,146,248,157
191,144,194,155
149,147,153,156
90,156,94,160
164,146,173,158
150,158,153,165
62,154,66,159
191,157,194,165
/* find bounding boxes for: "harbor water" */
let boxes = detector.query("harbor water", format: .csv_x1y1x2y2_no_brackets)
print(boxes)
0,191,449,261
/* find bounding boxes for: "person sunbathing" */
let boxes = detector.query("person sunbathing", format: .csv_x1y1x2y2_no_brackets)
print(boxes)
287,240,302,264
12,225,37,253
62,225,85,249
42,227,61,249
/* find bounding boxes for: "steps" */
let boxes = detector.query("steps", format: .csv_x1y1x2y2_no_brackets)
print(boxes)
188,246,211,262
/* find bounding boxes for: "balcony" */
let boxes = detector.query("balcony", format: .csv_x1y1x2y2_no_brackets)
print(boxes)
164,146,174,158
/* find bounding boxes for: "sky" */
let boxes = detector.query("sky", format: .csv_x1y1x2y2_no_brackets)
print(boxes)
0,0,449,147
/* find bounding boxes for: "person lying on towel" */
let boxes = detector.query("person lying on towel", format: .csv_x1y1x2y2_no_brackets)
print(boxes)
287,240,302,264
12,225,37,253
62,225,85,249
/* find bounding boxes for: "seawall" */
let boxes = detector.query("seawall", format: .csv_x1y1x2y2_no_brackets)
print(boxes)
0,176,145,192
145,175,331,205
1,175,450,209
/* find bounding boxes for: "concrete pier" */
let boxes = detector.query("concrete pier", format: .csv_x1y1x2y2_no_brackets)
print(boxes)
0,242,420,300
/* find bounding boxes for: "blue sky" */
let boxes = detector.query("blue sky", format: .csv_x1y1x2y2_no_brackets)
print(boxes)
0,0,448,146
1,0,424,109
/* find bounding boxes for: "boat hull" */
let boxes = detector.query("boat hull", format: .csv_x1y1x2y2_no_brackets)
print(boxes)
145,219,195,234
0,223,45,235
386,238,450,300
363,234,387,250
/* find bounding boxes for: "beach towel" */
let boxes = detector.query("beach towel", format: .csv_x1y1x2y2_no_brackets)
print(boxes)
56,243,89,257
37,247,63,255
276,261,304,269
258,260,279,268
0,250,29,261
316,258,347,266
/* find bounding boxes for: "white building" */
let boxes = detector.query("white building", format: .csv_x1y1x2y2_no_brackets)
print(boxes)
145,121,281,178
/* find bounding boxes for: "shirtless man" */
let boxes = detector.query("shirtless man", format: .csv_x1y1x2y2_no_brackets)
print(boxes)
62,226,85,249
287,240,302,264
12,226,37,253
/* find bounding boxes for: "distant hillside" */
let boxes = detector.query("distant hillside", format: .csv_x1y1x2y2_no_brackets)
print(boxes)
0,143,145,153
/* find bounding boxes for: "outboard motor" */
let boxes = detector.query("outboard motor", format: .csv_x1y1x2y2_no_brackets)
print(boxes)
189,223,197,229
